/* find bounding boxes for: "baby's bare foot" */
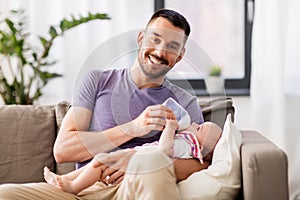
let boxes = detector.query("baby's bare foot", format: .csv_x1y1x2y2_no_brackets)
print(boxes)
44,166,78,194
55,175,64,188
44,167,59,186
55,176,77,194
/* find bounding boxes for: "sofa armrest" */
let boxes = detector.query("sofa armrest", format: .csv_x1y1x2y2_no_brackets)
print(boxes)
240,130,289,200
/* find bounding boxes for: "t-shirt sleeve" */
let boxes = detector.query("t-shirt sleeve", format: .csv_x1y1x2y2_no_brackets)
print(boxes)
72,70,102,111
185,97,204,124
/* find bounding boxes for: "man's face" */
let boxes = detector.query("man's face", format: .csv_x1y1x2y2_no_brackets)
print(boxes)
137,17,186,79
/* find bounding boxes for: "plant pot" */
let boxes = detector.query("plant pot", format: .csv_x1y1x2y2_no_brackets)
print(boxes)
205,76,225,95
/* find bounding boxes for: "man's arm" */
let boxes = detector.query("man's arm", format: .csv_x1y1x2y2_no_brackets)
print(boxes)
92,149,210,185
173,158,210,182
54,105,174,163
54,106,135,163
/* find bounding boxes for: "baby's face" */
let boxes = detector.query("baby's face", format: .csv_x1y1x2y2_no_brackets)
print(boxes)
187,122,222,161
186,122,221,146
186,122,208,145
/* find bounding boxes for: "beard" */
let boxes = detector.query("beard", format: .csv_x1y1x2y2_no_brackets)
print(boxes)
138,52,171,79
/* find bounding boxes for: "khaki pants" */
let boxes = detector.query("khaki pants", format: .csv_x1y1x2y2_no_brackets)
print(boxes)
0,150,181,200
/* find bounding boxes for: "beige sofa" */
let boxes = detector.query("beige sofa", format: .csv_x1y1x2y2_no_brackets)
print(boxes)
0,98,289,200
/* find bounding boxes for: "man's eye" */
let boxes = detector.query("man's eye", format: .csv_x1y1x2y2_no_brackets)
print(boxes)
151,37,160,43
168,44,179,51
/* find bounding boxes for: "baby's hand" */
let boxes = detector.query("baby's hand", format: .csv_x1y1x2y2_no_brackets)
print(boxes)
165,119,179,130
165,107,176,120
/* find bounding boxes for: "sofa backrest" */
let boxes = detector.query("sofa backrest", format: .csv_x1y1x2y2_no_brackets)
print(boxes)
199,97,235,127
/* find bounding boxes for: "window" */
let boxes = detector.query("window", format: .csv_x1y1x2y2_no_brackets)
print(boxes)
155,0,254,96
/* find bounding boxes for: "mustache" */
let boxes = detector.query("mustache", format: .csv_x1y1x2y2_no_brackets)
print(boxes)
148,53,169,65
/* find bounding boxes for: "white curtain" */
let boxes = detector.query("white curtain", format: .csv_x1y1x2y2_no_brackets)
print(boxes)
251,0,300,199
0,0,153,104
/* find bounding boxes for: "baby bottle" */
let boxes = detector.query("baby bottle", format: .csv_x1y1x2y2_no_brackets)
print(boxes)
162,97,191,131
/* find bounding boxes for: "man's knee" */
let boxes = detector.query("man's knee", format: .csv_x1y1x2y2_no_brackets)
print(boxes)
127,147,174,175
0,184,21,198
0,183,76,200
120,147,180,199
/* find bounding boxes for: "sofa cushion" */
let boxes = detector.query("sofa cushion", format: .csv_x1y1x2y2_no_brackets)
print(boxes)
178,114,242,199
0,105,56,183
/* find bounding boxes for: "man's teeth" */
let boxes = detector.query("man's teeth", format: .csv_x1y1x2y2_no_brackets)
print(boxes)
149,55,162,64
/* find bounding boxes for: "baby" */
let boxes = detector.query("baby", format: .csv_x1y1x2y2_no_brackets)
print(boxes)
44,99,222,195
158,119,222,164
158,97,222,163
44,121,222,195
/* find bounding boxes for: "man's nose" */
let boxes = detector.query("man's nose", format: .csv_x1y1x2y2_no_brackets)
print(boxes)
154,43,167,58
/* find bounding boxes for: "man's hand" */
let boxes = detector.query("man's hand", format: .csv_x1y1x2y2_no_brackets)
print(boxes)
121,105,175,137
93,149,136,185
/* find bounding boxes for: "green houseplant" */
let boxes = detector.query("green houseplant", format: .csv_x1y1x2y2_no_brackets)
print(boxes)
205,65,224,95
209,65,222,76
0,9,110,104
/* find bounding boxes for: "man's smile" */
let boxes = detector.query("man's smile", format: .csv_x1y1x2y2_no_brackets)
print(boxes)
148,54,168,66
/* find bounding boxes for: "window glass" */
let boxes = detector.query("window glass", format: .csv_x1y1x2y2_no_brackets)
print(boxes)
165,0,245,80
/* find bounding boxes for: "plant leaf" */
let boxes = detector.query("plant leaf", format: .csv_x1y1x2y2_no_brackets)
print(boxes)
39,36,48,47
5,19,17,34
49,26,58,37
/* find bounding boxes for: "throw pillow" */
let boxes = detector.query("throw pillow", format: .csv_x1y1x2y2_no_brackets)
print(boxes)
178,114,242,200
0,105,56,183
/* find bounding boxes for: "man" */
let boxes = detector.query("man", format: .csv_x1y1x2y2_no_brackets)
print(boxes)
0,9,209,199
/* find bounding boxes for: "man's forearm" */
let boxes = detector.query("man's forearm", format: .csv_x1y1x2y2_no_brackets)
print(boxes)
173,158,210,182
54,126,134,163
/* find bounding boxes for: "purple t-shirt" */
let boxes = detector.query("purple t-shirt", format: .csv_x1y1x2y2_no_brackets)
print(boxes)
73,68,203,168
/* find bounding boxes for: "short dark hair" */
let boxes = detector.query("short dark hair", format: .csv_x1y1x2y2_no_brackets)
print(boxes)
147,9,191,37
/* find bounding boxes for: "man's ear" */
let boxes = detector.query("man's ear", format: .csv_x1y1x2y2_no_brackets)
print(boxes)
137,30,145,47
176,47,185,63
